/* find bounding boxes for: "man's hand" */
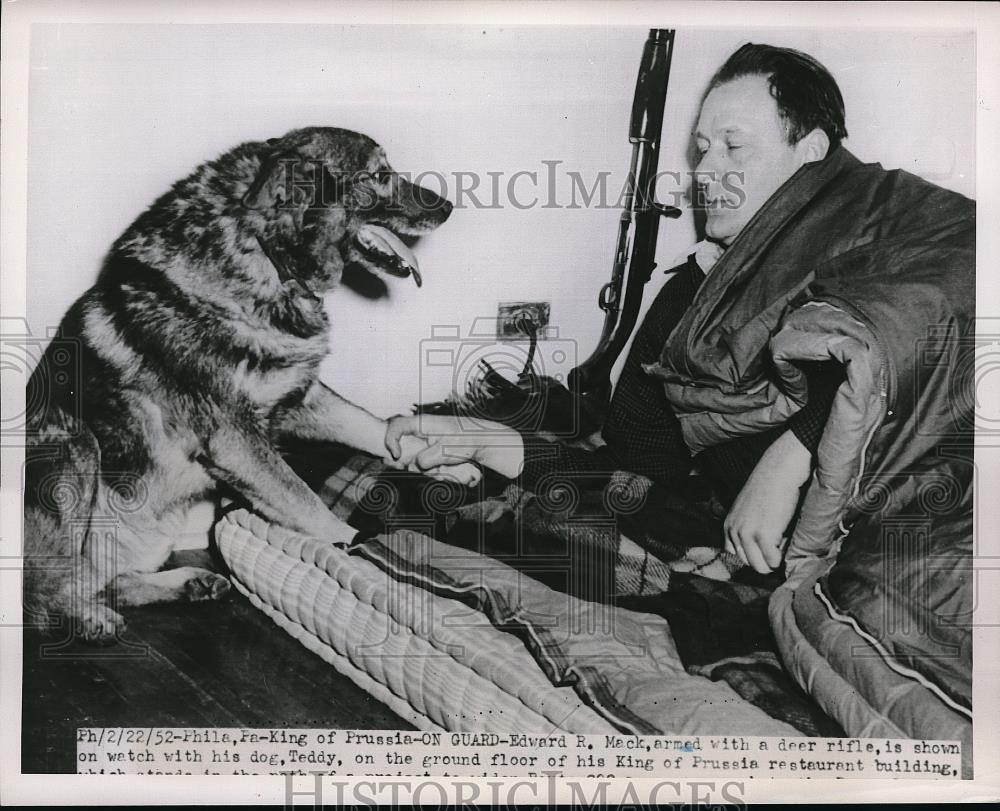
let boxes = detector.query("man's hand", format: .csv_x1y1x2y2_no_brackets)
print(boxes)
724,430,812,574
390,431,436,468
385,415,476,466
385,414,525,480
382,417,482,487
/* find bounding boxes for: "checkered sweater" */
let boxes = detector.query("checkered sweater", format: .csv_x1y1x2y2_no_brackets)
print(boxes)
520,256,843,506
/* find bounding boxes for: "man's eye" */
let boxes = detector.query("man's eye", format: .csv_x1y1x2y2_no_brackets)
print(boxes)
727,144,744,152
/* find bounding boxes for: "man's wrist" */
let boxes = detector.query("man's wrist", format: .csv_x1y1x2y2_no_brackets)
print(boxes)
474,427,525,478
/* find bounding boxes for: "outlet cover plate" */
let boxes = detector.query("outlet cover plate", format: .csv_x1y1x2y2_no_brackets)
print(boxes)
497,301,550,340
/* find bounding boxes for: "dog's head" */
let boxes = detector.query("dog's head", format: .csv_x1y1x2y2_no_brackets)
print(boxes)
240,127,452,297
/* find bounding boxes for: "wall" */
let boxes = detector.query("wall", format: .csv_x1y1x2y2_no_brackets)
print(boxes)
27,25,975,415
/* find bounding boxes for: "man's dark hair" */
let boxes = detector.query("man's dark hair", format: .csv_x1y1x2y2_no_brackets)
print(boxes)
709,43,848,152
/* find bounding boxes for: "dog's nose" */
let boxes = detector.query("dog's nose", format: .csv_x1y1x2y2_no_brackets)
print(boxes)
441,198,454,219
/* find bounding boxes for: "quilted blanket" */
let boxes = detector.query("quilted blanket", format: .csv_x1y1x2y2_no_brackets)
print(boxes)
271,441,842,736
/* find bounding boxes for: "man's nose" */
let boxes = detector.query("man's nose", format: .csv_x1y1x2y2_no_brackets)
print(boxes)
696,147,733,196
694,145,722,178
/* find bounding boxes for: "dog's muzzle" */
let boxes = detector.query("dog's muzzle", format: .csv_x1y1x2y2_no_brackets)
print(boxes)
354,224,423,287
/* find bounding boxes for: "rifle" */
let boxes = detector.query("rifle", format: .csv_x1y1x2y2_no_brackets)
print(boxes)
568,28,680,404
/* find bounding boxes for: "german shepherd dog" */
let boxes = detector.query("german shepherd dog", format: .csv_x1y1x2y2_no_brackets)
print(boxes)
24,127,452,642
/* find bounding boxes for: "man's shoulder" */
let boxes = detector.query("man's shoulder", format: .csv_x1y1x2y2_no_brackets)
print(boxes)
837,149,975,218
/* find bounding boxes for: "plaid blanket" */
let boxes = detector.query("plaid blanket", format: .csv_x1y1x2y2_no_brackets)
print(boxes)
280,440,842,736
305,449,739,592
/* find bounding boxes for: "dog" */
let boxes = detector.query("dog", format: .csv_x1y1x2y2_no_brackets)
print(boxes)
24,127,455,642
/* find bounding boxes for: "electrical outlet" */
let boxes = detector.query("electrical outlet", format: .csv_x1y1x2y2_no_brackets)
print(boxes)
497,301,550,340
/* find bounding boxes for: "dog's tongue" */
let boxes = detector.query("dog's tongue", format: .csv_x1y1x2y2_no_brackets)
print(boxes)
357,224,422,287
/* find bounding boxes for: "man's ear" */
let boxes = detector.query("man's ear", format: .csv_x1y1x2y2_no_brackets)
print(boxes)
795,128,831,166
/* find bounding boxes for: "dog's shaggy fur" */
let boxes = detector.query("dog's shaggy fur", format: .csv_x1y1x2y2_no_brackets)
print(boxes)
24,127,452,642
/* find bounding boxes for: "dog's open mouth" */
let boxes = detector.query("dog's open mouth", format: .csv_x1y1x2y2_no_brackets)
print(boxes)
354,224,423,287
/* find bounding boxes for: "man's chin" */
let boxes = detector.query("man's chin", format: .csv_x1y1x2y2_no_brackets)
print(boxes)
704,216,739,246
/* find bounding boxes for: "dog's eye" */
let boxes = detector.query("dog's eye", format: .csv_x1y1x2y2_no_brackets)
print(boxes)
374,170,394,185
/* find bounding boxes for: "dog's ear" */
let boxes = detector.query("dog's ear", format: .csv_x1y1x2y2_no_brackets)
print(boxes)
316,165,347,207
242,148,346,211
241,147,301,210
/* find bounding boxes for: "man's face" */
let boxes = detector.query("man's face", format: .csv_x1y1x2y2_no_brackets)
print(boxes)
694,74,806,245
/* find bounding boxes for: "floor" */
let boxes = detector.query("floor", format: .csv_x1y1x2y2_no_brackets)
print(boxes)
21,549,413,774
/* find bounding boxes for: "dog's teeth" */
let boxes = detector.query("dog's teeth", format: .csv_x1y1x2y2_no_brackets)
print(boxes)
357,224,420,280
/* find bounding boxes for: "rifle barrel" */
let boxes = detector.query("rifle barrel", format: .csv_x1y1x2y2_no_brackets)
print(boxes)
570,28,675,401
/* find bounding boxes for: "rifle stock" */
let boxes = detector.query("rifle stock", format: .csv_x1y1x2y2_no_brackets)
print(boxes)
569,28,679,403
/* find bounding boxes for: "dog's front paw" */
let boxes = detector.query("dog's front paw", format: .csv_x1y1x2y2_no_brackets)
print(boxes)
183,571,232,602
78,605,127,645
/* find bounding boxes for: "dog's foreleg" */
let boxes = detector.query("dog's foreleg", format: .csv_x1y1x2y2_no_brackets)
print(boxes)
274,382,483,485
204,424,359,545
273,381,388,456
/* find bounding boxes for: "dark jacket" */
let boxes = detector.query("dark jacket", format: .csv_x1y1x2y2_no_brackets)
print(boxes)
644,146,974,562
644,146,975,710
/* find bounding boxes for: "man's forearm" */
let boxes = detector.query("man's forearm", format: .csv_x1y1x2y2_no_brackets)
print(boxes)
724,428,813,573
763,428,813,487
473,422,526,479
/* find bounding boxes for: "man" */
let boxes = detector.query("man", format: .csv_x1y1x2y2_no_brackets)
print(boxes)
680,44,846,570
383,44,905,574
